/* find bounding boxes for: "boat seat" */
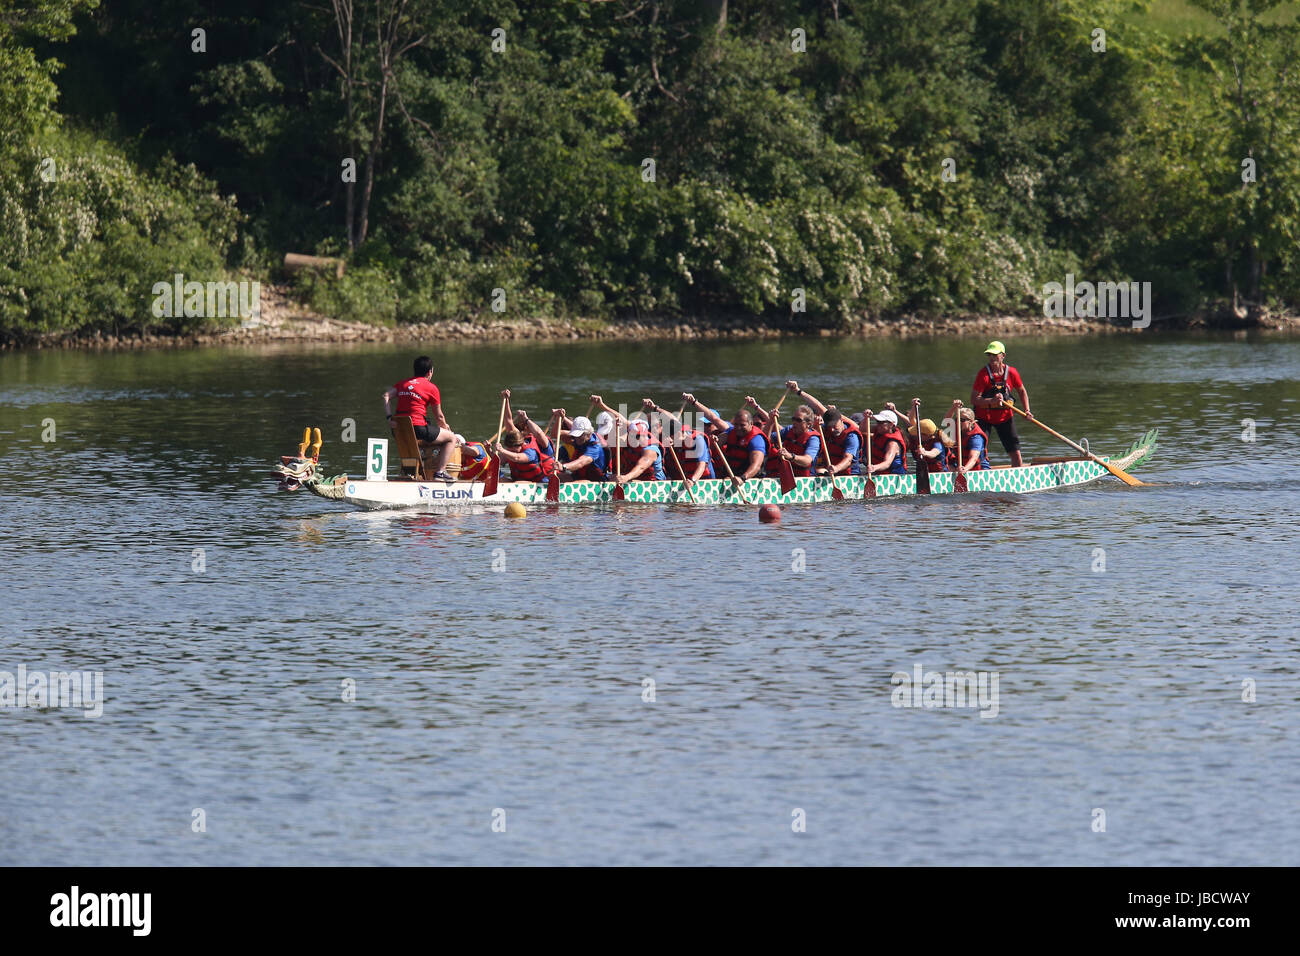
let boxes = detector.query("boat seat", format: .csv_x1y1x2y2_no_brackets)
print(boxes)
392,415,461,479
391,415,427,479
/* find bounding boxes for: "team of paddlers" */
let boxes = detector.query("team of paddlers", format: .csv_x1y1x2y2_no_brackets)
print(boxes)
383,341,1032,487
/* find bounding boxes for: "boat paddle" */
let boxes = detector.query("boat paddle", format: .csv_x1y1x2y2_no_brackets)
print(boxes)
861,412,876,499
815,421,845,500
546,414,562,502
483,395,507,497
1004,401,1145,486
709,433,752,504
648,400,696,503
952,403,969,493
663,431,696,503
768,411,798,496
910,400,931,495
612,417,625,501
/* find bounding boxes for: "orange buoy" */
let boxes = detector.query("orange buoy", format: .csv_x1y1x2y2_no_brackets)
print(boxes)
759,504,781,523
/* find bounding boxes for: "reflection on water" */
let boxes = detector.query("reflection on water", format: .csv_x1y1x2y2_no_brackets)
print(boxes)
1,333,1299,865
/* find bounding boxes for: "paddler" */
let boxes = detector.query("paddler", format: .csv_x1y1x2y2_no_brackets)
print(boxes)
494,427,558,483
785,381,862,475
864,409,908,475
682,393,767,488
382,355,456,480
589,395,667,483
553,413,609,481
501,390,559,457
948,402,992,472
454,434,492,481
746,396,820,477
971,341,1031,466
641,399,715,484
907,418,951,473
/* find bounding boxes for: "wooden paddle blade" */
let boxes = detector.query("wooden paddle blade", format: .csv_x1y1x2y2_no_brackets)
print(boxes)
953,471,968,493
1104,460,1146,486
482,456,500,497
863,474,876,498
915,463,931,495
779,460,796,495
612,482,625,501
546,473,560,501
830,478,844,501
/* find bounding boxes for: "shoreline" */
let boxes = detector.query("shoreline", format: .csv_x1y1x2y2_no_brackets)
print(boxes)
4,286,1298,352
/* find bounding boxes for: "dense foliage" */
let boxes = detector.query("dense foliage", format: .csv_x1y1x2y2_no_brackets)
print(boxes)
2,0,1298,338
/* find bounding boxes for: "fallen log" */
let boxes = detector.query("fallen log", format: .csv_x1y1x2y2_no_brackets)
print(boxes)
283,253,345,279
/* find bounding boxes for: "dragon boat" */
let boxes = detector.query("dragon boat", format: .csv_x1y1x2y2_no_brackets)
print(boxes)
275,428,1158,510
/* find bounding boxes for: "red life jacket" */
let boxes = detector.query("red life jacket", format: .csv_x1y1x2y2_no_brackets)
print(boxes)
724,424,768,477
458,441,491,481
664,426,702,479
823,421,863,470
920,437,949,473
623,424,664,480
766,426,817,478
509,434,557,482
952,423,988,470
976,364,1017,425
871,428,909,474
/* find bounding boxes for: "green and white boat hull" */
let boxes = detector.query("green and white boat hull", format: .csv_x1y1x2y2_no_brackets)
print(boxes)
300,429,1157,510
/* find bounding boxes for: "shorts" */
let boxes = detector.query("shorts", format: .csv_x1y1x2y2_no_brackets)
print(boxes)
412,424,447,443
978,418,1020,454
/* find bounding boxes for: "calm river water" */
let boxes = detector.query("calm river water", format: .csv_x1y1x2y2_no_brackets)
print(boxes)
2,332,1298,865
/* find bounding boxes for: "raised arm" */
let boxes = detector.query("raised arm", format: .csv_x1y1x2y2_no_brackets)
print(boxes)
500,388,514,427
786,380,828,416
682,393,727,431
516,410,551,452
589,394,633,429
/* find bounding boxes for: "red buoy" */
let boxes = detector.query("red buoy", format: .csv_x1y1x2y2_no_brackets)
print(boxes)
759,504,782,523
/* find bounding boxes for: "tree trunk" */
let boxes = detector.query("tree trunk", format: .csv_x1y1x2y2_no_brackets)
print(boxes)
357,71,388,248
698,0,726,34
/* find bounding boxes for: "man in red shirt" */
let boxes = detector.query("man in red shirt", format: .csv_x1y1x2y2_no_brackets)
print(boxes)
970,340,1031,467
382,355,456,480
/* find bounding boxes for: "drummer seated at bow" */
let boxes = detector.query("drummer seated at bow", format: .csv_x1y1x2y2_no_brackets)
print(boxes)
785,381,861,475
590,395,666,482
642,398,715,484
864,409,909,475
745,396,820,478
382,355,456,480
948,402,992,472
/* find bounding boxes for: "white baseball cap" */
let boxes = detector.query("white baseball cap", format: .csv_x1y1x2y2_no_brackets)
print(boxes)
871,410,899,426
569,415,594,437
594,411,615,438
